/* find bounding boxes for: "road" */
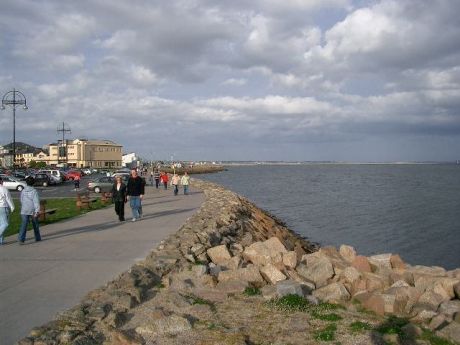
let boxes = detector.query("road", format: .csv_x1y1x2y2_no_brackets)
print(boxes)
0,183,204,345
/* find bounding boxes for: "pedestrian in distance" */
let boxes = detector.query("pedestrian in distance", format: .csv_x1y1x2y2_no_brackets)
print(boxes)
18,176,41,244
153,169,160,189
111,175,127,222
171,173,180,196
149,171,154,187
160,172,169,190
126,168,145,222
181,171,190,195
0,176,15,245
74,174,81,189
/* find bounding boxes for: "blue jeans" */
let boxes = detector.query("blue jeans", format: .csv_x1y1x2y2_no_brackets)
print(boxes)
0,207,11,242
173,184,178,195
18,214,41,242
183,185,189,195
129,196,142,219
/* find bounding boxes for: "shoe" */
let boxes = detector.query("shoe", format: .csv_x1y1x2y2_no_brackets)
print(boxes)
132,218,136,222
19,241,25,245
35,239,41,242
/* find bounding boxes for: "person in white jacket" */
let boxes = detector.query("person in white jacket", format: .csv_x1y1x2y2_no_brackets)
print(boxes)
18,176,41,244
0,176,15,245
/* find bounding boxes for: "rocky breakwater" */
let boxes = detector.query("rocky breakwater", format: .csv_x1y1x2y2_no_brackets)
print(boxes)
18,180,460,345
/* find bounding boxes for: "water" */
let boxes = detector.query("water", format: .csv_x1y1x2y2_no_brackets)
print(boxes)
200,164,460,270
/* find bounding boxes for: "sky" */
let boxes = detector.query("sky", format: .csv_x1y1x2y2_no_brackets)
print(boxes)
1,0,460,162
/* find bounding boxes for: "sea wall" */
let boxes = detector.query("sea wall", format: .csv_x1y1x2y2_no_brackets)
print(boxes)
18,180,460,345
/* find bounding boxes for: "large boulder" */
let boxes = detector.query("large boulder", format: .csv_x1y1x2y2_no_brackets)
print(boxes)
218,266,265,287
313,282,350,303
390,254,406,271
275,280,304,297
339,244,356,263
242,239,285,267
296,254,334,288
340,266,361,284
437,322,460,344
282,251,297,269
207,245,232,265
368,253,392,271
351,256,372,273
260,263,287,285
135,315,192,337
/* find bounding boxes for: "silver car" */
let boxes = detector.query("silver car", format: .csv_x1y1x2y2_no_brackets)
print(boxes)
0,174,27,191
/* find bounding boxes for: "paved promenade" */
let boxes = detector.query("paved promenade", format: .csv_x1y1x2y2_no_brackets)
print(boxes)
0,186,205,345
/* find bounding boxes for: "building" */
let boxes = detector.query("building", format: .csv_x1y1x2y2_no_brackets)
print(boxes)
122,152,139,168
36,139,123,168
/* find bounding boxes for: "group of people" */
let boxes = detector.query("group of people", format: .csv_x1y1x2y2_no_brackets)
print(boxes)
0,176,42,245
111,168,191,222
0,168,193,244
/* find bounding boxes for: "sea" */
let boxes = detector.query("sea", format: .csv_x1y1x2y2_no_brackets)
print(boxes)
199,164,460,270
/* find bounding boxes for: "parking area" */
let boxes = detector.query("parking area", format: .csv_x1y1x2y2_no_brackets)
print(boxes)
9,174,105,199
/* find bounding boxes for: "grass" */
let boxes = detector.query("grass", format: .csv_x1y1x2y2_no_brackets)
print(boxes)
243,287,261,296
3,198,111,237
420,329,457,345
374,315,409,335
314,324,337,342
349,321,373,333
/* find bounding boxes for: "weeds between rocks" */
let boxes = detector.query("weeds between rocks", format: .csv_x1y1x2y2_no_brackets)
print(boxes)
349,321,373,333
243,287,262,296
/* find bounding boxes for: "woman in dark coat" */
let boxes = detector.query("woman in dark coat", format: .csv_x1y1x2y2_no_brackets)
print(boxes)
111,176,127,222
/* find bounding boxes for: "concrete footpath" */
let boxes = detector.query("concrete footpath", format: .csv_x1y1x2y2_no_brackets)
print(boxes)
0,185,205,345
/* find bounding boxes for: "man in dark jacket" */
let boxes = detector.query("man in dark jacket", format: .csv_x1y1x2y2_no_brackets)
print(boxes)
126,168,145,222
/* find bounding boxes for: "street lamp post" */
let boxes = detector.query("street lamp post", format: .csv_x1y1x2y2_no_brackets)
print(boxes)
1,89,28,168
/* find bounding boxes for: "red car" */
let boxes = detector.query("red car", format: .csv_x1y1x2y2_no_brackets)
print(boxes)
65,170,82,180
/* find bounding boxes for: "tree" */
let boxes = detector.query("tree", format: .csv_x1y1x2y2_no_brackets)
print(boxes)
29,160,37,168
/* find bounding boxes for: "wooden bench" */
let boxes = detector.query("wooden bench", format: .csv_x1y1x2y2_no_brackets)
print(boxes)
76,192,98,210
38,200,58,222
100,192,113,204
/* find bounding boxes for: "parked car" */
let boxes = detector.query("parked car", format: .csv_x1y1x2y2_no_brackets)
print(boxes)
65,170,83,180
40,169,64,182
87,176,115,193
0,174,27,191
30,173,55,187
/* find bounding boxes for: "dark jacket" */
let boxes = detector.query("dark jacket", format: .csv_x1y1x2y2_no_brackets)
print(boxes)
111,182,127,202
127,176,145,196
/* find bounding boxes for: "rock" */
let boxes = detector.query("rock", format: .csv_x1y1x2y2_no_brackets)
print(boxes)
136,315,192,336
263,237,288,254
260,263,287,285
192,265,208,277
353,292,384,316
380,293,397,314
368,253,392,271
103,311,126,328
352,256,372,273
207,245,232,265
216,279,249,294
438,300,460,318
391,280,410,288
339,244,356,262
411,309,438,323
428,314,449,331
416,289,446,311
454,312,460,323
222,256,241,270
363,272,386,293
341,266,361,284
261,285,277,299
242,239,285,267
390,254,406,271
350,278,368,296
305,295,320,305
282,251,297,269
190,243,206,257
313,282,350,303
109,330,143,345
275,280,304,297
437,322,460,344
409,265,447,280
401,323,423,338
218,266,265,287
296,255,334,288
454,282,460,299
16,338,34,345
208,263,222,277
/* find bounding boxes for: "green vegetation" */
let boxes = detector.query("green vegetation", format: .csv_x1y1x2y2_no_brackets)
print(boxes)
311,311,342,321
374,315,409,335
349,321,373,333
4,198,110,237
266,294,311,312
420,329,457,345
185,294,216,312
314,324,337,342
243,287,261,296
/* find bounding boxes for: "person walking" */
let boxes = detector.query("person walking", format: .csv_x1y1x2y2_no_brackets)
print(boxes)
74,173,81,189
0,176,15,245
149,171,154,187
111,175,127,222
171,173,180,196
153,169,160,189
160,172,169,190
18,176,41,244
181,171,190,195
126,168,145,222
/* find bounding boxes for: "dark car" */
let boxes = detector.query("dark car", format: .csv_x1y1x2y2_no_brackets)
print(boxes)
30,173,55,187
